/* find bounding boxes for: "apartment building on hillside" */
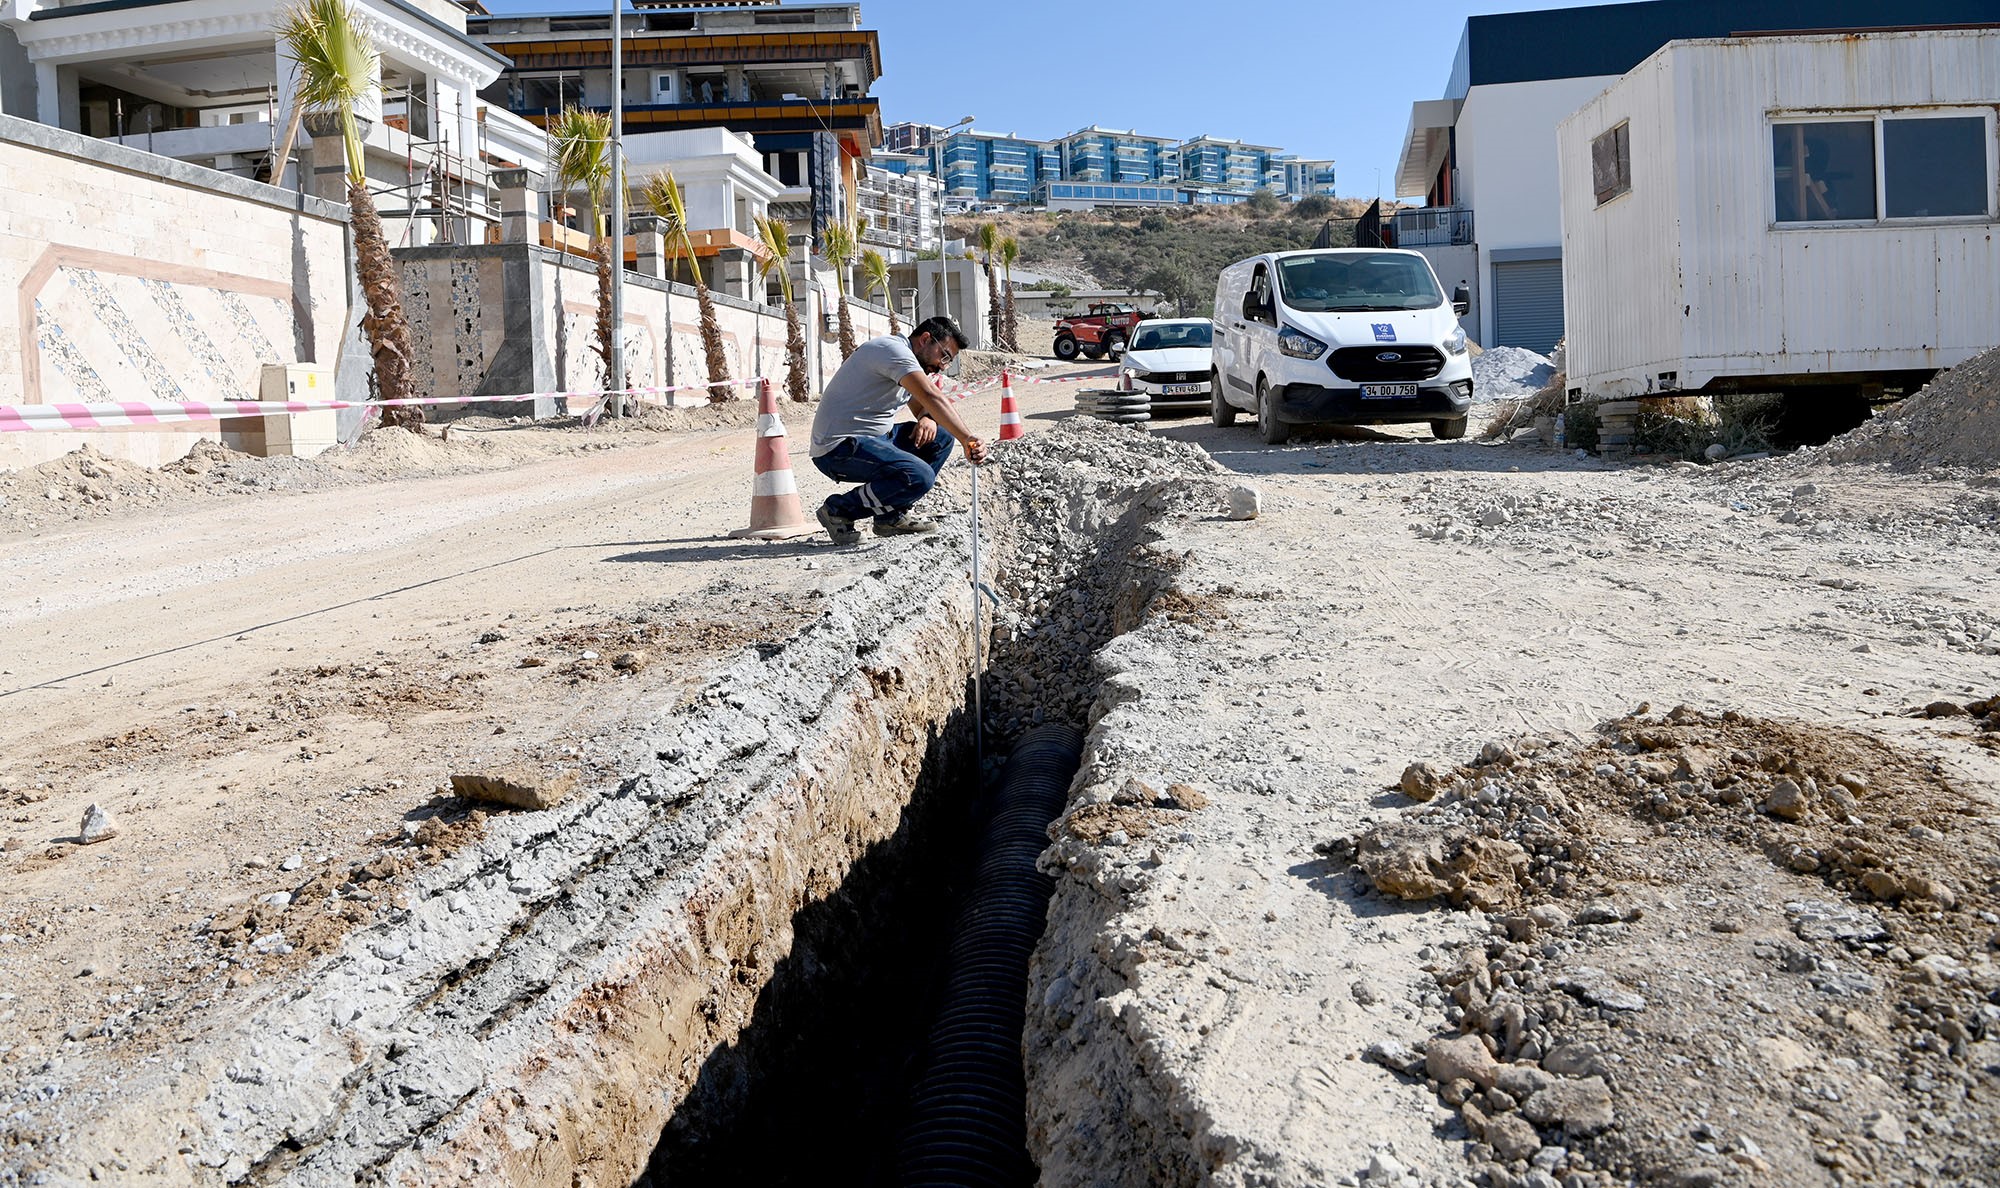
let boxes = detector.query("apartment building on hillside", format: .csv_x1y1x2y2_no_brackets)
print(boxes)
880,119,1336,209
855,151,942,261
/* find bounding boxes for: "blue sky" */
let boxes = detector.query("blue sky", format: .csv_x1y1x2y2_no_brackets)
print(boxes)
859,0,1625,201
484,0,1627,201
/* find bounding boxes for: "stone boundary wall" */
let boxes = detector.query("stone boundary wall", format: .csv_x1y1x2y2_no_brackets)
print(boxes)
0,114,353,471
395,244,896,416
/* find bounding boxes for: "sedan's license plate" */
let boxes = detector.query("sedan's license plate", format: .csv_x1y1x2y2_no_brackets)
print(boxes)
1161,383,1202,395
1360,383,1418,399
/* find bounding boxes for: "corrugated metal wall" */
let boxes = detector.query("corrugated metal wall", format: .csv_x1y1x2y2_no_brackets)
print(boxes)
1492,260,1565,354
1562,29,2000,396
1559,48,1682,395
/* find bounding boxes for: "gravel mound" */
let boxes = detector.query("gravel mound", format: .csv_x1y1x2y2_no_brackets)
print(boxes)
957,349,1049,389
979,418,1230,742
1340,708,2000,1188
1821,344,2000,471
1472,346,1557,404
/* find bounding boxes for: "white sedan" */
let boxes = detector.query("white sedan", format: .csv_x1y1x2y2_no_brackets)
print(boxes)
1120,318,1215,412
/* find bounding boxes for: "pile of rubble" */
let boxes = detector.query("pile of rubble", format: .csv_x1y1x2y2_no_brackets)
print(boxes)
1336,707,2000,1187
955,349,1050,389
1821,343,2000,473
979,418,1231,742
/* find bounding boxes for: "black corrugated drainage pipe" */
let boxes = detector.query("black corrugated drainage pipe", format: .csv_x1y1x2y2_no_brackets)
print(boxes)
897,724,1085,1188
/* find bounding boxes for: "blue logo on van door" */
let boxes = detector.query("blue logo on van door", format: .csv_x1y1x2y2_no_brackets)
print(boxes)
1372,323,1397,342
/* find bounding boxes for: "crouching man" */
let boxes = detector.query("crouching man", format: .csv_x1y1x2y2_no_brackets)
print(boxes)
809,316,990,545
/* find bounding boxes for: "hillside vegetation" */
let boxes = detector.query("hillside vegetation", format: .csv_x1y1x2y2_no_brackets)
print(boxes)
948,196,1379,316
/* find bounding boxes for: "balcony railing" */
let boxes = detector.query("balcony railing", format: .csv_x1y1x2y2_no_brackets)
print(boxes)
1390,206,1475,247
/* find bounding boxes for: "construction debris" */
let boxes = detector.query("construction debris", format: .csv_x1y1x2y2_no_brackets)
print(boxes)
1821,343,2000,472
1341,708,2000,1187
449,765,581,811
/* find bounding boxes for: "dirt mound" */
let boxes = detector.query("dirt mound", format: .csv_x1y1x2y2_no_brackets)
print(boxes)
0,441,370,528
979,417,1231,741
1,407,760,531
1822,344,2000,471
957,349,1048,389
1342,707,2000,1188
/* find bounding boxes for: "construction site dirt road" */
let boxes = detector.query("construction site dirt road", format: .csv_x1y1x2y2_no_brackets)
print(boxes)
2,371,1996,1187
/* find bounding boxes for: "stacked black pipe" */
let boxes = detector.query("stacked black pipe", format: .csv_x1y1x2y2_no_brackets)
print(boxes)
896,724,1085,1188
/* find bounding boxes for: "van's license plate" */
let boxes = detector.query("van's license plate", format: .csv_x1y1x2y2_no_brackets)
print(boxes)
1161,384,1202,395
1360,383,1418,399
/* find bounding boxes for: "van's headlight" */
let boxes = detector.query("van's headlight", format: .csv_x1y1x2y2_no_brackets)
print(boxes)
1278,325,1327,360
1443,325,1468,356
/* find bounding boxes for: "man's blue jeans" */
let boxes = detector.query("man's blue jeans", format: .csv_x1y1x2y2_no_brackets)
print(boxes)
813,422,957,521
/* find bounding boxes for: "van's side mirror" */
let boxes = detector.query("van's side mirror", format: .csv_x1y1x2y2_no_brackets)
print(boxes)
1453,284,1471,317
1242,291,1270,323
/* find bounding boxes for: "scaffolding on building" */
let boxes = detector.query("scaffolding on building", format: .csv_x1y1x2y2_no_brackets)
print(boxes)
366,83,497,247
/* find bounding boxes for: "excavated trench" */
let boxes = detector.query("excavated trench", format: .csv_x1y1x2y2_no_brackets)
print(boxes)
10,423,1230,1188
633,423,1230,1186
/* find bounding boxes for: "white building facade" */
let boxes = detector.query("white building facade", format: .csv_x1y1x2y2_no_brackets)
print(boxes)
0,0,523,245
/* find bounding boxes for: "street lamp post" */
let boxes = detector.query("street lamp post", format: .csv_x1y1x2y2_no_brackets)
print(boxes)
608,0,626,415
932,115,974,323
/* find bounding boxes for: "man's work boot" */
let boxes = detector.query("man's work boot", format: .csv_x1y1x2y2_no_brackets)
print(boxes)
817,502,861,546
874,511,938,537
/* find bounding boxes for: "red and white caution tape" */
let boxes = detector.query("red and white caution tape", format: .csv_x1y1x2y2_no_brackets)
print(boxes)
0,378,769,434
937,370,1109,402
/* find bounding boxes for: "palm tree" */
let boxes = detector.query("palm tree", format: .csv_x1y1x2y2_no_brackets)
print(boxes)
822,222,858,360
975,221,1001,349
276,0,421,430
551,106,615,395
999,235,1022,352
861,249,900,335
644,171,734,404
756,216,809,403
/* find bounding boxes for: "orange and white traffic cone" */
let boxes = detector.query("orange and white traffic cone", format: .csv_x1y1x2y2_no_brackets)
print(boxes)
729,379,818,540
998,370,1024,441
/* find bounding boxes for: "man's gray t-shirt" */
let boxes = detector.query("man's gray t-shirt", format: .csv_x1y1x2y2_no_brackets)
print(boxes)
810,335,924,457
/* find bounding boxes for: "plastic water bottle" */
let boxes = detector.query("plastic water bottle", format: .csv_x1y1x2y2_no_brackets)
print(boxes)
1554,413,1566,448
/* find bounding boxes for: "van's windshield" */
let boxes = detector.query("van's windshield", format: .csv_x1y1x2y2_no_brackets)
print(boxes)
1276,253,1443,313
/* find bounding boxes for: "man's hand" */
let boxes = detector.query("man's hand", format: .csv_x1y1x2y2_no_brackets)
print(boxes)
964,436,989,465
911,416,937,448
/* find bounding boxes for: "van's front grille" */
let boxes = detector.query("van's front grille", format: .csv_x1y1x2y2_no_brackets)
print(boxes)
1329,346,1445,382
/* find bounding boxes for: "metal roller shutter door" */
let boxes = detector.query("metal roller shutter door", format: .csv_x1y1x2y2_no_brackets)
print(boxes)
1492,259,1564,354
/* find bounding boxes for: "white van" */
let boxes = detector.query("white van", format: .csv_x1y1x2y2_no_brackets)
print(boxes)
1211,249,1473,444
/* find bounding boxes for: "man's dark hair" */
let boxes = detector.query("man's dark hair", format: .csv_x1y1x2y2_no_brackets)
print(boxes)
911,316,968,351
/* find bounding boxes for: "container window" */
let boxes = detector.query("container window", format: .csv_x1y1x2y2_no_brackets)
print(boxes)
1772,121,1876,223
1884,116,1988,218
1591,122,1630,206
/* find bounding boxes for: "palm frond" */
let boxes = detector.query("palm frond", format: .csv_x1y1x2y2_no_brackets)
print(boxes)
976,221,1000,257
861,248,889,299
642,170,702,287
821,223,854,297
755,215,792,303
822,223,854,267
276,0,377,182
550,106,611,236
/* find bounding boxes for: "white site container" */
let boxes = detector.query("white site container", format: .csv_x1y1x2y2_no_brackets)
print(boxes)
1556,28,2000,401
